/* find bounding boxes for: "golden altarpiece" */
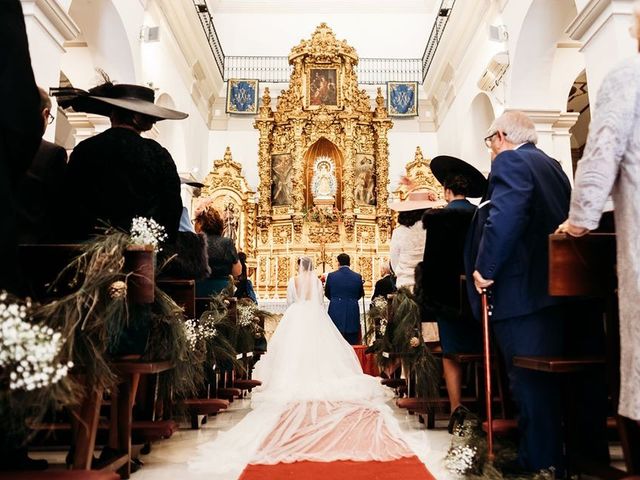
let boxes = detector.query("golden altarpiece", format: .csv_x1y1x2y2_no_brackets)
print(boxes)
251,24,394,297
199,146,257,263
392,146,445,202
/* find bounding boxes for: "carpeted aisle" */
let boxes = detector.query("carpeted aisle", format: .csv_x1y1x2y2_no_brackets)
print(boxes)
239,455,435,480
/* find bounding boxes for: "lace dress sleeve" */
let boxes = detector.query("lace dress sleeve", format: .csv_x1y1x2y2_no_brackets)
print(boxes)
569,59,640,230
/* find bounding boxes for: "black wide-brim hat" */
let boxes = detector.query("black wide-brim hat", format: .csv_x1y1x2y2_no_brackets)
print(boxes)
180,176,204,188
51,83,188,121
430,155,488,198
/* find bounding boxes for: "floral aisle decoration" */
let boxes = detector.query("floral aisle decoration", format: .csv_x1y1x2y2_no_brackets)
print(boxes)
0,293,76,438
444,417,557,479
130,216,167,252
364,288,440,403
35,231,203,402
0,294,73,391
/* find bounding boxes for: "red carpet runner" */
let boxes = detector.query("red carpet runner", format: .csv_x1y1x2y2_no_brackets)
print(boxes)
239,455,435,480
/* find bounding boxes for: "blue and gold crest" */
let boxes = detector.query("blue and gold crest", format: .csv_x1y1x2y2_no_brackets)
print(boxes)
387,81,418,117
226,79,259,114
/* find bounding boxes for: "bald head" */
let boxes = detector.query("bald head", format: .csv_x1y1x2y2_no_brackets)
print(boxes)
38,87,52,134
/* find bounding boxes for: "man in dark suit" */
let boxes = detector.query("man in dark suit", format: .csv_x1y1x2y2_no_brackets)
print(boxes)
371,262,395,301
325,253,364,345
464,111,571,475
16,87,68,243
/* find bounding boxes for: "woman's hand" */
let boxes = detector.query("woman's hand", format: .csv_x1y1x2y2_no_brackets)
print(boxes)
555,220,589,237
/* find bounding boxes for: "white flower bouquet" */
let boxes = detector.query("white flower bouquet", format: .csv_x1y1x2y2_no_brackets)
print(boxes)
130,216,167,252
0,293,72,391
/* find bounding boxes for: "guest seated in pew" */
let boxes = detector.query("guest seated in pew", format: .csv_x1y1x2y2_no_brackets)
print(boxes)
371,262,396,302
51,73,186,244
15,87,67,245
194,199,242,297
234,252,257,304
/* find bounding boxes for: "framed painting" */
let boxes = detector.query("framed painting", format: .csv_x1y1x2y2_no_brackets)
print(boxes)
387,81,418,117
226,79,259,114
306,67,339,108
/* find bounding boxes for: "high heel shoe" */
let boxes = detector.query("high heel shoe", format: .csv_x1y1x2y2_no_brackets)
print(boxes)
447,405,470,434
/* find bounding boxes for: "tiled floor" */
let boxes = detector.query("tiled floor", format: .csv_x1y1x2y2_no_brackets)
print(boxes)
34,398,456,480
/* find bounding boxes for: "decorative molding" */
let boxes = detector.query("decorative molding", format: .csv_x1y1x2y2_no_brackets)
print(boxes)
566,0,613,40
22,0,80,49
155,0,224,128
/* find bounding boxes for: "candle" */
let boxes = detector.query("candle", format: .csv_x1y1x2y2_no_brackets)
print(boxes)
266,256,270,294
255,256,259,290
274,256,279,299
372,257,375,286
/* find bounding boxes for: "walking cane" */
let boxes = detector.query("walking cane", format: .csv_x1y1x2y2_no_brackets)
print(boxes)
361,294,367,345
481,287,495,461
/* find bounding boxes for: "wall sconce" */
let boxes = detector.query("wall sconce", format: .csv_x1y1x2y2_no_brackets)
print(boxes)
139,25,160,43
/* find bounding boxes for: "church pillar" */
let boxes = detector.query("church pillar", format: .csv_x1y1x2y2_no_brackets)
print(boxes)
567,0,637,109
291,119,306,243
342,119,356,242
254,89,274,242
552,112,581,181
515,109,579,182
373,89,393,243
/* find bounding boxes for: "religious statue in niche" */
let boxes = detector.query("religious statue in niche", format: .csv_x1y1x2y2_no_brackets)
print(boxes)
309,68,337,106
272,154,293,206
311,156,337,204
222,201,239,243
354,154,376,205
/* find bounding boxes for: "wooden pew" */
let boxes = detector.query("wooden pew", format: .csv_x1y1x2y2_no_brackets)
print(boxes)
514,233,639,477
17,244,170,478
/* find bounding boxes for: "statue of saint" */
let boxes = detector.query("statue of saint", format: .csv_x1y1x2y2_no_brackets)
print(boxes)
222,202,239,243
311,157,337,201
354,154,375,205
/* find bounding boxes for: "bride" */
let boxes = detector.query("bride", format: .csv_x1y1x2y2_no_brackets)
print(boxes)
190,257,417,475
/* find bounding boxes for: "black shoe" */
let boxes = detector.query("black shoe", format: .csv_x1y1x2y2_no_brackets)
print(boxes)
448,405,471,434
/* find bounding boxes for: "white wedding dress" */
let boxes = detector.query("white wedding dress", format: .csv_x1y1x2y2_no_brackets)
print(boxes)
190,257,418,477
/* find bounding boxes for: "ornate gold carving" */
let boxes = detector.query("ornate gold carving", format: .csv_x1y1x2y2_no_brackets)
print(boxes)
356,224,376,243
357,256,373,287
199,146,256,252
308,224,340,243
393,146,444,201
273,225,292,244
251,24,394,297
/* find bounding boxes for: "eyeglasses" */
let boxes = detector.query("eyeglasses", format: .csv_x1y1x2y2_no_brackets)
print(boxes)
484,131,505,147
47,113,55,125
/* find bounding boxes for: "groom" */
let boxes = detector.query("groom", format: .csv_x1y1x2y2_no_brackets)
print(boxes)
324,253,364,345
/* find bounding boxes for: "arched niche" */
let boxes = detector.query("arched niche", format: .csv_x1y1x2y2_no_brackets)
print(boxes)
509,0,579,109
156,92,187,171
303,138,344,210
67,0,136,86
567,70,590,176
461,93,496,176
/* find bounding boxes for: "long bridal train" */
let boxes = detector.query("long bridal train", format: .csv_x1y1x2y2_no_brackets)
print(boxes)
189,258,428,476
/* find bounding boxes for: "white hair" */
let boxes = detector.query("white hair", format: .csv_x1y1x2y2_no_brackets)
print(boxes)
488,110,538,145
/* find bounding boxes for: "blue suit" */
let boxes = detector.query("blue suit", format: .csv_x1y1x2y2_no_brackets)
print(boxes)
464,143,571,473
324,266,364,345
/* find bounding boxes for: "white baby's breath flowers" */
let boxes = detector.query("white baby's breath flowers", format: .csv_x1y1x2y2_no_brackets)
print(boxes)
183,319,218,351
445,444,477,476
0,293,72,391
130,217,168,252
